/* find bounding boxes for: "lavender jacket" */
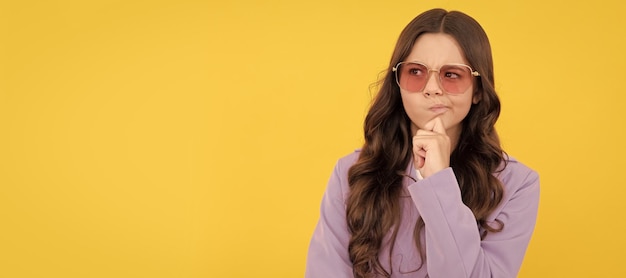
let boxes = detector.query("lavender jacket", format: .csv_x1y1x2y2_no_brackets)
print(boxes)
306,150,540,278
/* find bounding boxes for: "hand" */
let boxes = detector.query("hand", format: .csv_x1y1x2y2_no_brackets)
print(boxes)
413,117,451,178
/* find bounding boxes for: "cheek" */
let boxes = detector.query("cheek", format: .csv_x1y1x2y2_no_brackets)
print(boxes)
400,91,423,108
453,88,476,113
400,93,428,126
451,97,474,116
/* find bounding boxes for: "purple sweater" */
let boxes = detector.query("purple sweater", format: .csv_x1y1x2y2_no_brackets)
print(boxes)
306,150,540,278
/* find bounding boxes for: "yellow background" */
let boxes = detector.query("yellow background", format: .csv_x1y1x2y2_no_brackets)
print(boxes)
1,0,625,277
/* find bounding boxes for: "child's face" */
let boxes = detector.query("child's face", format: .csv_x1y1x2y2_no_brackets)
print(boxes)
399,33,478,137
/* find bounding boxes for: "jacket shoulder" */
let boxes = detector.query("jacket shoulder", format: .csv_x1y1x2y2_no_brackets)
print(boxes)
336,149,361,169
500,155,539,192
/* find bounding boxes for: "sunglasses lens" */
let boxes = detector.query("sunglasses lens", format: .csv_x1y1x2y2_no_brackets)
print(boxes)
396,63,428,92
439,65,473,94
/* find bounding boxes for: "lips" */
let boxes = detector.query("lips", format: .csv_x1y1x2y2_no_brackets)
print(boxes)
429,104,449,114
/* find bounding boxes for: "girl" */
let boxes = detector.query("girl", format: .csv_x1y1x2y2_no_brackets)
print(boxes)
306,8,540,278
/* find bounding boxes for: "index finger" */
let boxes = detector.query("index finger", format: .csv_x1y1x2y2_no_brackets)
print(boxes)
431,117,447,135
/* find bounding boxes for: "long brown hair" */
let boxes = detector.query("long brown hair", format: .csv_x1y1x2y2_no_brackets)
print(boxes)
346,9,506,277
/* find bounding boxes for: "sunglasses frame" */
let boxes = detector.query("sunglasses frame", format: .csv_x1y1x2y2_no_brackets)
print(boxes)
392,61,481,94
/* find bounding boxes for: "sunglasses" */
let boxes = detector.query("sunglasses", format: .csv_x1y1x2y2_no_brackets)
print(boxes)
392,62,480,94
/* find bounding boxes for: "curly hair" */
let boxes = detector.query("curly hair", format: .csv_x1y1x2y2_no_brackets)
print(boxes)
345,9,506,278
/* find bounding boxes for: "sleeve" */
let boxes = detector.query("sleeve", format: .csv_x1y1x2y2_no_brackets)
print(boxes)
408,167,540,278
305,161,354,278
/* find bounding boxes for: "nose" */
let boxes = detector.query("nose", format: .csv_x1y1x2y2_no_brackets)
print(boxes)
423,70,443,96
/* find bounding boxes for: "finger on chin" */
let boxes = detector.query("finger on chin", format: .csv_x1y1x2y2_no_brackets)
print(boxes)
431,117,447,134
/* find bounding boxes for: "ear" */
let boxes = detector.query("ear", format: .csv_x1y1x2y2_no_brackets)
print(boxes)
472,91,481,104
